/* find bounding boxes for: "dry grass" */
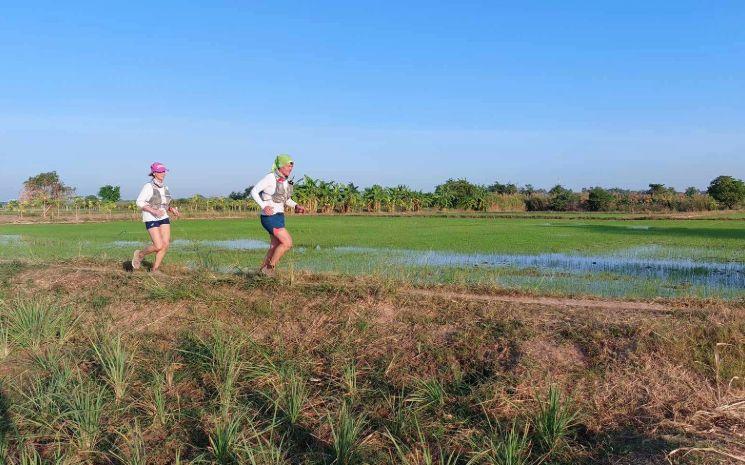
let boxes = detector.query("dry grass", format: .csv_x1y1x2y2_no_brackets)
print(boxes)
0,260,742,464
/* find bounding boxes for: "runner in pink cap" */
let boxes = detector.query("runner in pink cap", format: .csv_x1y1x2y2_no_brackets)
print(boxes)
131,162,180,274
150,162,168,174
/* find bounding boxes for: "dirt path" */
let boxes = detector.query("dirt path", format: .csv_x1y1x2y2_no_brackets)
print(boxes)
403,288,677,312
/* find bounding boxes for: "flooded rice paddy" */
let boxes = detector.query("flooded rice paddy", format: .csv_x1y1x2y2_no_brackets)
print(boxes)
2,231,743,299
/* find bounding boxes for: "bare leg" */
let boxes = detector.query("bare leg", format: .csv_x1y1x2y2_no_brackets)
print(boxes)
152,224,171,271
269,228,293,267
141,228,163,257
261,235,280,269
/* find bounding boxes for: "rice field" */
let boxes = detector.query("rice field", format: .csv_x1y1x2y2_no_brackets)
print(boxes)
0,215,743,299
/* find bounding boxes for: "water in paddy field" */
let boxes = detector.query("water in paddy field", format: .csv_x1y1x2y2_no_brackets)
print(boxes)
3,234,744,298
0,235,22,244
324,245,745,298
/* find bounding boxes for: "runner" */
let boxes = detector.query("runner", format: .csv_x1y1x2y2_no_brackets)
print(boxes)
251,154,306,276
131,162,180,274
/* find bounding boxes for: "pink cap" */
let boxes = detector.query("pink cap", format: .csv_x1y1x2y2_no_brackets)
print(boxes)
150,162,168,174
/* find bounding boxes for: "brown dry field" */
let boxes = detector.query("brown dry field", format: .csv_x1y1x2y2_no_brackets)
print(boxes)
0,260,743,464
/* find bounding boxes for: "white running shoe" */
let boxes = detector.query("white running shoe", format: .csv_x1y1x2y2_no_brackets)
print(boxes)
132,250,143,270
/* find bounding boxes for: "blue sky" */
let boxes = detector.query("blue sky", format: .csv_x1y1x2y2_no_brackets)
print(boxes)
1,1,743,200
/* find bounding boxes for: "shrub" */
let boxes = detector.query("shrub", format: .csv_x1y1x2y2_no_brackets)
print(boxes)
587,187,615,212
547,185,580,211
708,175,745,209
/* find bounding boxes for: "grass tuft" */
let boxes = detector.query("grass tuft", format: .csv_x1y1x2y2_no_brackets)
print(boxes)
533,385,577,455
272,365,308,428
329,401,367,465
91,333,134,402
408,378,447,411
5,298,75,350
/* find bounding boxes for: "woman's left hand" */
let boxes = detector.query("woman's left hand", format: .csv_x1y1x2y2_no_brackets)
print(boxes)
295,205,306,214
170,207,181,218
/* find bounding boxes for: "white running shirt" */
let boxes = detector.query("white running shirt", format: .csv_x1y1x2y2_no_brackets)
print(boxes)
135,182,170,222
250,172,297,216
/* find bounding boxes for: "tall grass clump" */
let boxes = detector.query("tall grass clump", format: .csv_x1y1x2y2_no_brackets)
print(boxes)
329,402,367,465
91,333,134,402
149,372,169,426
533,385,577,455
180,331,243,418
387,420,460,465
16,444,44,465
408,379,446,411
384,390,412,438
5,298,75,350
112,422,147,465
272,365,308,427
63,380,108,453
469,421,531,465
342,362,358,400
207,414,244,465
14,352,76,437
239,416,291,465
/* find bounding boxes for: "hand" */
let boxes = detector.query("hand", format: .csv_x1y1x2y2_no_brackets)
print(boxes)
263,206,275,215
294,205,306,214
170,207,180,218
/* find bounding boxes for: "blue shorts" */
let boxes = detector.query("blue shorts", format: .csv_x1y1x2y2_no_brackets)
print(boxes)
145,218,170,230
260,213,285,235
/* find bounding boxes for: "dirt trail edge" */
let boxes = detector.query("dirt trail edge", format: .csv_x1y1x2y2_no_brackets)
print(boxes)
403,288,676,312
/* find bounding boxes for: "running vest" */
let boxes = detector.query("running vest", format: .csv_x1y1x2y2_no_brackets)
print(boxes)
147,183,172,209
261,176,293,204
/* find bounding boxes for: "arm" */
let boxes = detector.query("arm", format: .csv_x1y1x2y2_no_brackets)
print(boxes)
285,195,306,213
250,175,274,215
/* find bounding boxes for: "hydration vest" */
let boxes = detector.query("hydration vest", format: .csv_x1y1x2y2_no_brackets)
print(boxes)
147,183,172,209
261,176,293,204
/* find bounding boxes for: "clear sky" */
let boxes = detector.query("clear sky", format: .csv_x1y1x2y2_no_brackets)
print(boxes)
1,1,743,200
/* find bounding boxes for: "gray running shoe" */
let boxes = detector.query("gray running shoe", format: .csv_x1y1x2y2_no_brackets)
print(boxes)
260,265,276,278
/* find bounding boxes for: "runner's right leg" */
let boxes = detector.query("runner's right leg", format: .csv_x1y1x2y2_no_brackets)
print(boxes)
261,235,280,269
268,228,293,267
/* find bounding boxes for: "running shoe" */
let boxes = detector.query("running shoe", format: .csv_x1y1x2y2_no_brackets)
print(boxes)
132,250,143,270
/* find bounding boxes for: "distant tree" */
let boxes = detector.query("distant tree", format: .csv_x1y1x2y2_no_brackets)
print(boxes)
19,171,75,217
520,184,536,195
20,171,74,203
647,183,676,197
98,185,121,203
524,195,548,211
228,186,253,200
434,179,488,210
707,176,745,209
684,187,700,198
587,187,615,211
548,185,580,211
488,181,518,195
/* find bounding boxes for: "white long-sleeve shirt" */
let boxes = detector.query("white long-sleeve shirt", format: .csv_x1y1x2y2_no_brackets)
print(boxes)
250,172,297,216
135,182,170,222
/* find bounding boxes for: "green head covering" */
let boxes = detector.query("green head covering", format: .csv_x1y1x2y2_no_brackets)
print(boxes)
272,154,294,173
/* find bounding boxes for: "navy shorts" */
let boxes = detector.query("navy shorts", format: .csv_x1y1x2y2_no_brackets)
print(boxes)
260,213,285,235
145,218,170,230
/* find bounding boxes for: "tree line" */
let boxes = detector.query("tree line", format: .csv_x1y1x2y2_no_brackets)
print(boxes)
2,171,745,217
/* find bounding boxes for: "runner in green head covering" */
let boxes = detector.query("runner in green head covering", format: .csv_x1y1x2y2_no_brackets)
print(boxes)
251,154,306,277
273,154,294,173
